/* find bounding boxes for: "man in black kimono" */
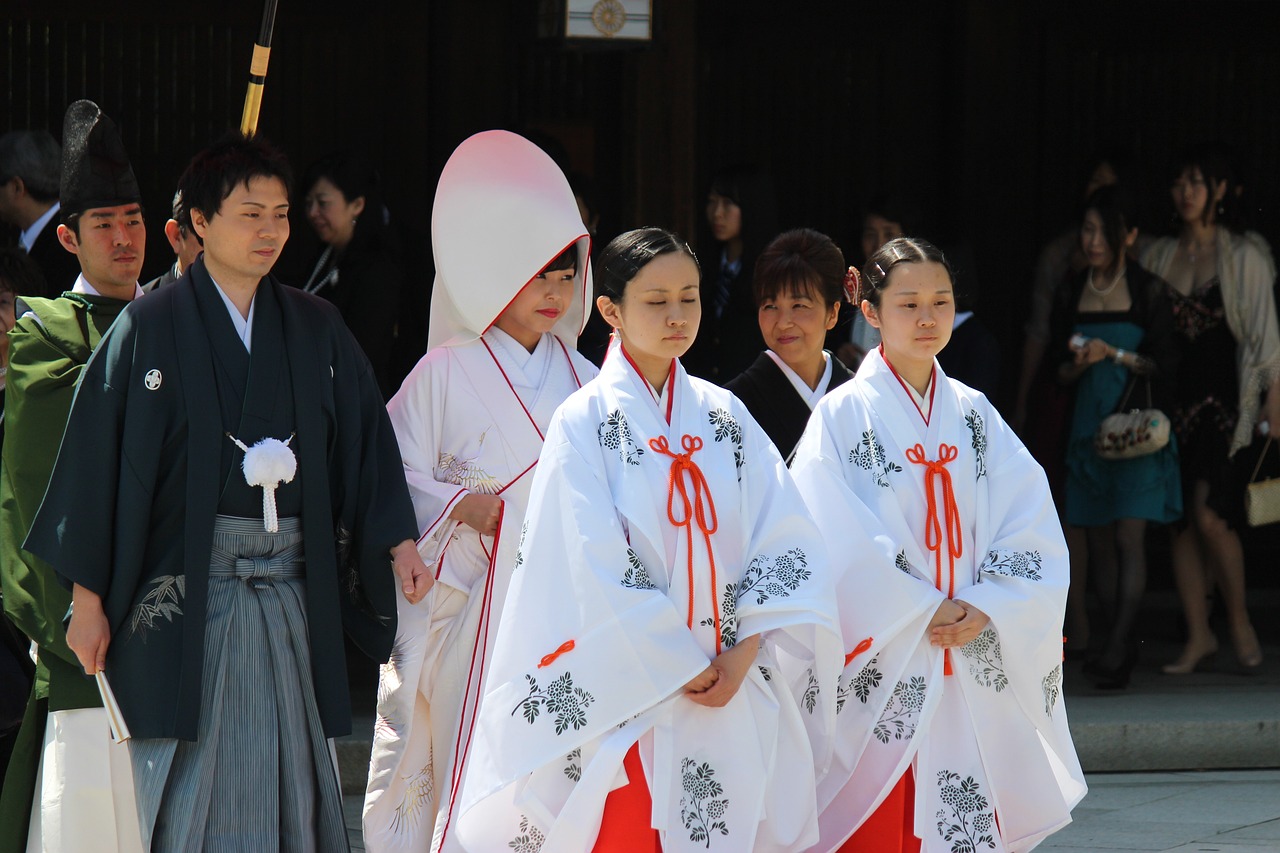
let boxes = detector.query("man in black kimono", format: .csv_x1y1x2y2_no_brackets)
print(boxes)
28,133,432,852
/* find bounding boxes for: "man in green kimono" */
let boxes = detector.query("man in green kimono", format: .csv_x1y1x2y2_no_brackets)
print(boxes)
27,132,432,853
0,101,147,852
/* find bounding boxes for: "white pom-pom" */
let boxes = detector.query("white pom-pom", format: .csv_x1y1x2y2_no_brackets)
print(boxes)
241,437,297,487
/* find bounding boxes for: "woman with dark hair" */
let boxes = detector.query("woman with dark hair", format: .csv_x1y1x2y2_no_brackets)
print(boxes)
726,228,854,462
1141,144,1279,674
792,238,1084,851
302,150,408,397
683,165,778,381
833,193,923,368
1052,185,1181,688
454,227,840,851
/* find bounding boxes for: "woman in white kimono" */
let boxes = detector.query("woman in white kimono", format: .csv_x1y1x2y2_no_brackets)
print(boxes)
453,228,842,852
362,130,599,853
791,237,1086,852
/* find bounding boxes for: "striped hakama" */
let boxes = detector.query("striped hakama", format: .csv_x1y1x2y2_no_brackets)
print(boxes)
130,516,348,852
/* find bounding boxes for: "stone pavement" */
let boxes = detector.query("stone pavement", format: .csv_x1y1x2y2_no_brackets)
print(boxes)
1044,770,1280,852
343,770,1280,851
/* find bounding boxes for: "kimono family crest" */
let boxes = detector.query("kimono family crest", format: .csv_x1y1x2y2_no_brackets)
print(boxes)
126,574,185,639
964,409,987,479
935,770,997,852
597,409,645,465
680,757,730,847
847,428,901,487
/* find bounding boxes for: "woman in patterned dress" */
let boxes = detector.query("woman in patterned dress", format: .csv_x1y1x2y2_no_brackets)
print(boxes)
791,237,1085,851
452,227,841,852
1140,144,1279,674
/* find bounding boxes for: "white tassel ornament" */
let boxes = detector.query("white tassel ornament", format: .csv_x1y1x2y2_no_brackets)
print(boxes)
227,433,297,532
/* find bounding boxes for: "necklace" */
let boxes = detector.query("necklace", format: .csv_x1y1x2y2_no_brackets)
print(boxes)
1180,231,1216,264
303,246,339,295
1087,267,1125,298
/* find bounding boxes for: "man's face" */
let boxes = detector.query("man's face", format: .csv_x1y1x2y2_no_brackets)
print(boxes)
192,175,289,284
57,203,146,296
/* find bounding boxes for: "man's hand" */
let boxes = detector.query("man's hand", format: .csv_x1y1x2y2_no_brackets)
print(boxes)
66,583,111,675
391,539,434,604
450,494,503,536
930,601,991,649
685,634,761,708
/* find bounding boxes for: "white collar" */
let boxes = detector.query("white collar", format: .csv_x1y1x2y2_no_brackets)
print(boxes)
72,273,144,300
902,371,935,421
765,349,832,410
20,202,60,252
486,326,550,375
209,273,256,352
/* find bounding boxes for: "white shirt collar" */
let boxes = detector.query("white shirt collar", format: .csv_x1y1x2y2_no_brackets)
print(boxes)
208,273,256,352
765,349,832,410
72,273,144,300
20,202,60,252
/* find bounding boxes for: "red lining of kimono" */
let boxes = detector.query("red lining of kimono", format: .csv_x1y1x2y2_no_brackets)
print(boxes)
880,345,936,426
480,235,592,340
619,344,676,425
437,501,505,847
648,434,723,654
418,487,469,547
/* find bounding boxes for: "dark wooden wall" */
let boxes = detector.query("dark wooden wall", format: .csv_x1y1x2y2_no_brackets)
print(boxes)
5,0,1279,340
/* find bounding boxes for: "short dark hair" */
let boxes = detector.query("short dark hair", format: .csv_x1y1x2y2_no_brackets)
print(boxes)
597,227,699,302
858,237,953,308
541,245,577,274
1081,184,1138,277
0,130,60,202
753,228,845,308
178,132,292,224
0,246,45,297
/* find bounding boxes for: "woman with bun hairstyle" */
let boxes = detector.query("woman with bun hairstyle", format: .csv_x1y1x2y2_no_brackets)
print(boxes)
454,227,840,852
792,237,1085,851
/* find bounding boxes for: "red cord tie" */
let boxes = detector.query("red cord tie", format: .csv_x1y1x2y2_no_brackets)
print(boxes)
648,434,724,653
906,443,964,675
845,636,874,668
537,639,576,669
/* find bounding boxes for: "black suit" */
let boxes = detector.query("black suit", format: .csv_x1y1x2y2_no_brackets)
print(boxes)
24,220,80,298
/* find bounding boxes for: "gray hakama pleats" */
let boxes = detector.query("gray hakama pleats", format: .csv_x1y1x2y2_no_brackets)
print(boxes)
130,516,349,852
